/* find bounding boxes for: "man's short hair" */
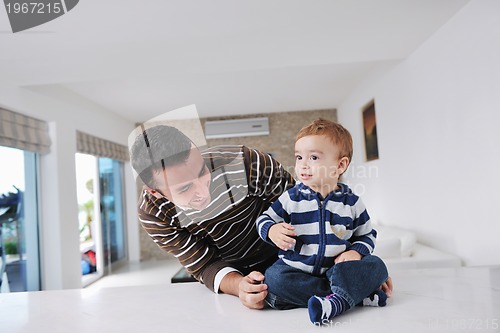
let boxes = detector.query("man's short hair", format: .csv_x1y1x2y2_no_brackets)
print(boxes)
130,125,192,188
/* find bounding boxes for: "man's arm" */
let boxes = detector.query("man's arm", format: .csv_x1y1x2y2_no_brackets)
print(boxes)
141,188,268,299
139,189,227,291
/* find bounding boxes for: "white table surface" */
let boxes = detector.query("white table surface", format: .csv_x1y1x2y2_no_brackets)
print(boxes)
1,266,499,332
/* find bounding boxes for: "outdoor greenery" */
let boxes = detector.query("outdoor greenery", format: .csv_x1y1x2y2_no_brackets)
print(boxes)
4,238,18,255
1,187,21,255
78,179,94,243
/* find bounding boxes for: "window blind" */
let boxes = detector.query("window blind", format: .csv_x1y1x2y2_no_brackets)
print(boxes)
0,108,51,154
76,131,129,162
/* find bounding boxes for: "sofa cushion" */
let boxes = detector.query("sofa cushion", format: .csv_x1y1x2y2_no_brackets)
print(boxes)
372,225,417,258
372,236,402,258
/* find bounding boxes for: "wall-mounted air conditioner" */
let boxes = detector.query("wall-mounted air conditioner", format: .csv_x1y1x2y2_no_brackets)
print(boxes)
204,117,269,139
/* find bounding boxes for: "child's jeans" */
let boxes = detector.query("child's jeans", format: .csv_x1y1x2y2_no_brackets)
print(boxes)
264,255,389,310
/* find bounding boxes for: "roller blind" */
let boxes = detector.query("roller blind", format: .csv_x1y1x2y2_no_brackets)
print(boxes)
76,131,129,162
0,108,51,154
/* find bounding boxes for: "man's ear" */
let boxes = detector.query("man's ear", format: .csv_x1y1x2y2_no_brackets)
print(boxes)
145,186,165,199
337,157,350,175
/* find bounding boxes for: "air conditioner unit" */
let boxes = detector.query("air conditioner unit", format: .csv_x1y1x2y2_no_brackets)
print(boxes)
204,117,269,139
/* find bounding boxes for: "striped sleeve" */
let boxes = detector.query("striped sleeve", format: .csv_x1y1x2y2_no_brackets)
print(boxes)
138,190,224,291
243,146,294,201
256,191,291,243
347,197,377,256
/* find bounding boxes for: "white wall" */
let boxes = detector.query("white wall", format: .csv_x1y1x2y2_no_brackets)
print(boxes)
338,0,500,266
0,84,140,290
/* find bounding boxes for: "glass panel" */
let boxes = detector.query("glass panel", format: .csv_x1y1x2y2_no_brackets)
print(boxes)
75,153,102,285
99,158,126,267
0,146,40,293
77,154,127,286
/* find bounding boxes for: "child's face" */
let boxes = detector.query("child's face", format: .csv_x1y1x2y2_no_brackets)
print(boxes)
294,135,348,196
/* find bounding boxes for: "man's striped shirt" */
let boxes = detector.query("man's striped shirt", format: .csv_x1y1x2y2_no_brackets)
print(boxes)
138,145,294,292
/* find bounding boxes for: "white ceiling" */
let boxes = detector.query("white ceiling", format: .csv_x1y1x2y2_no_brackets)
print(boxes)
0,0,470,123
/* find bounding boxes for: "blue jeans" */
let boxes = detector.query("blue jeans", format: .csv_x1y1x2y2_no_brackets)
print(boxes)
264,255,388,310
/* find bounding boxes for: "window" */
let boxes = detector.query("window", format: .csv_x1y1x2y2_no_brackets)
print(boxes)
99,158,126,266
76,154,127,286
0,146,40,293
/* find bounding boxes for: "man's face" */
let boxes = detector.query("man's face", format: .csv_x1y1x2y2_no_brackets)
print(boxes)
153,146,211,210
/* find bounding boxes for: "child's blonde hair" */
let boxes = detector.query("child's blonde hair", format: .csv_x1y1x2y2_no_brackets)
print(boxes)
296,118,353,163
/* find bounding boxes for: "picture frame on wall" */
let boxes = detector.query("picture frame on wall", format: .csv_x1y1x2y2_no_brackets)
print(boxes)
362,100,379,161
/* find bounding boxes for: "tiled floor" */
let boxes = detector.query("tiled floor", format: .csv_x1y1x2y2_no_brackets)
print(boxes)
85,259,183,290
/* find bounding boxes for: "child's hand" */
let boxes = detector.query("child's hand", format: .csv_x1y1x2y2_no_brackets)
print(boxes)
334,250,362,264
268,223,297,251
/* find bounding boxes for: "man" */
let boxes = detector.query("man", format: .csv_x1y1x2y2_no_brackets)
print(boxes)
129,124,295,309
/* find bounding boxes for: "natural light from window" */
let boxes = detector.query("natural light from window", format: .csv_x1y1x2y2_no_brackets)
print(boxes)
0,147,24,194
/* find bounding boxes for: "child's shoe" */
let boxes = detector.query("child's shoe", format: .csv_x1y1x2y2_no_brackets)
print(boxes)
307,293,348,325
359,289,387,307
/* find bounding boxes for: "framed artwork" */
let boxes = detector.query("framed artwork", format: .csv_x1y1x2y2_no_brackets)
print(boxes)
362,100,379,161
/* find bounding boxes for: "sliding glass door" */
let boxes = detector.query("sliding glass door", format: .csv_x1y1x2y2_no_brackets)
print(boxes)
76,154,127,286
0,146,40,293
76,153,101,284
98,158,126,272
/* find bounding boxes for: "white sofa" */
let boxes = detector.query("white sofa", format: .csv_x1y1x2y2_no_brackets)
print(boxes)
372,224,462,271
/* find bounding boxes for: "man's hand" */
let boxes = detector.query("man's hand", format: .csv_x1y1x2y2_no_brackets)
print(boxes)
334,250,362,264
238,271,268,309
219,271,268,309
268,223,296,251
